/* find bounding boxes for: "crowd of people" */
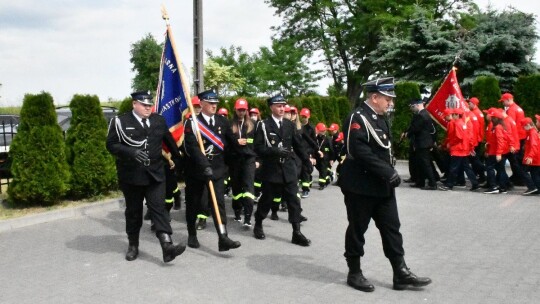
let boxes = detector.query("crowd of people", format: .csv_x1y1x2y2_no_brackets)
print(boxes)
403,93,540,195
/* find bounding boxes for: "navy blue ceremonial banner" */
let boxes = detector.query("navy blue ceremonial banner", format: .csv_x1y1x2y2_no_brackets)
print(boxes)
155,29,189,144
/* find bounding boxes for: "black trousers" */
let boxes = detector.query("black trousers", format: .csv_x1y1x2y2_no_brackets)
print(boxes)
120,181,172,238
408,144,419,183
315,157,330,186
508,141,536,189
230,157,255,217
342,190,404,259
300,162,313,191
185,177,227,235
255,181,302,223
414,148,437,187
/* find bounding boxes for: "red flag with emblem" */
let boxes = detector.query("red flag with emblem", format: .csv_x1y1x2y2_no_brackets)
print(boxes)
425,68,468,130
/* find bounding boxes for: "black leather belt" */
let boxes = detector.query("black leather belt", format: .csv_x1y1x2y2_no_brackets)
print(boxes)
143,158,162,167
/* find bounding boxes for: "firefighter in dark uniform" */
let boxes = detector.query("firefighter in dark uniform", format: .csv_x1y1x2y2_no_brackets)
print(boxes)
229,98,257,227
403,98,437,190
338,78,431,291
183,89,241,252
106,91,186,263
314,123,334,189
299,108,318,198
253,94,312,246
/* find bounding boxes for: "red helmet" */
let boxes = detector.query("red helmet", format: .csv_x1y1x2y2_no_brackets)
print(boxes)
249,108,260,115
468,97,479,105
191,96,201,106
284,105,291,112
328,123,339,131
300,108,311,118
218,108,229,116
235,98,248,110
335,132,344,142
290,106,298,113
315,122,327,132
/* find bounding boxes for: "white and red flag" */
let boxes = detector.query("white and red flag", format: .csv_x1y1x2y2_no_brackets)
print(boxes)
426,68,468,130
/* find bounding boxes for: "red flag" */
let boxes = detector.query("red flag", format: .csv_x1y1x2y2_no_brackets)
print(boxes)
426,68,468,130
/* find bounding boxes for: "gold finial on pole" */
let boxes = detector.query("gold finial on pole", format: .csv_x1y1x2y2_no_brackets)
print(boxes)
161,4,170,23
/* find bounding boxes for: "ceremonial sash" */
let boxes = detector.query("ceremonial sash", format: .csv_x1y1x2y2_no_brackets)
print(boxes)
198,121,225,151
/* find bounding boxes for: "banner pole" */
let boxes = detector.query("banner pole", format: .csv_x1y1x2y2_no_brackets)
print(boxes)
161,5,226,234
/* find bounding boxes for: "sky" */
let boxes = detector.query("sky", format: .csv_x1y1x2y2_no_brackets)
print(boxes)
0,0,539,106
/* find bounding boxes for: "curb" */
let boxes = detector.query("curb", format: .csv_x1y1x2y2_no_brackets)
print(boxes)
0,197,125,233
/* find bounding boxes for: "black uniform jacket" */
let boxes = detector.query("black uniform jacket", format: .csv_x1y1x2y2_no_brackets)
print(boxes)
229,118,257,159
338,102,396,198
254,117,310,184
407,109,435,149
106,112,180,186
183,113,232,181
316,134,335,161
301,123,318,156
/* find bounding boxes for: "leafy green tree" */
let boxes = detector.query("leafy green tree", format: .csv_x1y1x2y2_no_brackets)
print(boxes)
203,59,246,97
254,38,323,96
8,92,70,206
471,75,501,110
207,46,259,96
130,33,163,92
265,0,473,106
66,95,117,198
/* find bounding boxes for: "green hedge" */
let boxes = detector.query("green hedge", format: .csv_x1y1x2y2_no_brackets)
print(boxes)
66,95,117,199
513,74,540,117
8,92,70,206
472,76,501,110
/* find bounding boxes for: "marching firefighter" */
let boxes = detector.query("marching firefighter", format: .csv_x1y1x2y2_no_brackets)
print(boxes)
314,122,334,189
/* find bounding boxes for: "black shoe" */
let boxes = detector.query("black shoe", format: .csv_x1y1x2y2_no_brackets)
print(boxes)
393,269,432,290
279,203,288,212
158,234,186,263
470,184,480,191
291,231,311,246
523,188,538,195
173,201,181,210
403,178,414,183
125,245,138,261
319,185,326,190
234,210,242,222
270,212,279,221
498,188,508,194
301,190,309,198
243,219,252,228
300,215,308,222
218,235,241,252
196,218,207,230
347,272,375,292
253,224,265,240
421,185,437,190
391,258,432,290
480,183,490,189
187,235,200,248
455,183,466,188
483,188,499,194
438,185,451,191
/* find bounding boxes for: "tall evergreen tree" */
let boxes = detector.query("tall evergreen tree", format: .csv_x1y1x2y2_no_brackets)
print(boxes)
8,92,70,206
66,95,117,198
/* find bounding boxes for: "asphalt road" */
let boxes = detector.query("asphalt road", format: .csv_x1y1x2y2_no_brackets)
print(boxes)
1,162,539,304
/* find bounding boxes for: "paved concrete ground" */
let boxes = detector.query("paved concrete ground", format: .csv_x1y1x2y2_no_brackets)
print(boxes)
1,163,540,304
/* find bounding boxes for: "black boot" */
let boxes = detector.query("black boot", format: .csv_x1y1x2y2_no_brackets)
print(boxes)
253,219,265,239
187,224,200,248
390,257,432,290
158,233,186,263
234,209,242,222
291,223,311,246
125,235,139,261
218,228,241,252
346,257,374,292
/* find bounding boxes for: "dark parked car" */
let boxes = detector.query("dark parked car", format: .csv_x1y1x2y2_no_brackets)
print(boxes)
55,106,118,134
0,115,19,179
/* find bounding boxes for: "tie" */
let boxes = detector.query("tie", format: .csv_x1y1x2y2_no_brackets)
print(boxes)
209,117,214,128
278,120,282,129
278,120,283,136
142,118,149,131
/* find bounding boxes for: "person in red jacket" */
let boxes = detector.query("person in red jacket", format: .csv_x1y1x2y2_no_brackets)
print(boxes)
521,117,540,195
468,97,486,183
483,109,510,194
500,93,530,189
439,108,479,191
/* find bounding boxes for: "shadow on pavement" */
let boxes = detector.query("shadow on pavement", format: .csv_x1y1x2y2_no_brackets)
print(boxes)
246,254,344,284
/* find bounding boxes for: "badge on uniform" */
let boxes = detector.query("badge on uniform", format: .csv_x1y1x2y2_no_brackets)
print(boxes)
351,123,361,130
372,114,377,120
218,127,221,134
271,140,275,145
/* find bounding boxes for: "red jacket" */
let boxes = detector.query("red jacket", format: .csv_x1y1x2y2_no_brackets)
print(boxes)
523,128,540,166
465,111,479,150
506,103,526,140
472,107,485,143
486,124,510,156
503,115,520,151
448,118,470,156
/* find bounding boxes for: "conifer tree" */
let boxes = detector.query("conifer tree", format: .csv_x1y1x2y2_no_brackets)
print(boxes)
8,92,70,205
